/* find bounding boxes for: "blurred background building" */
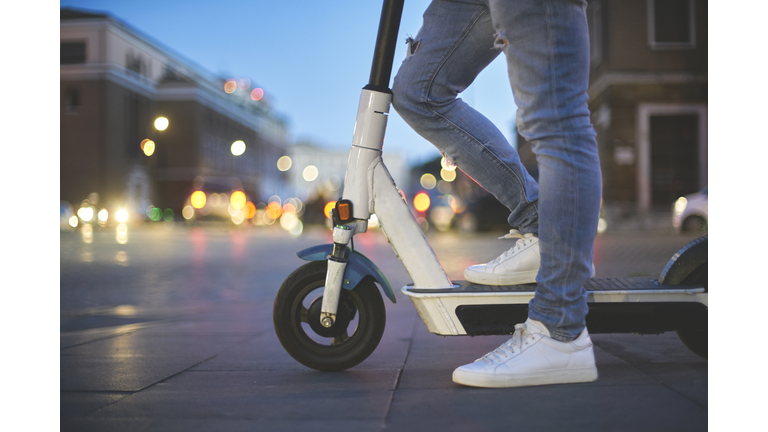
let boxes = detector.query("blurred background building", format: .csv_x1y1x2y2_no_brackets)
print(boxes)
60,8,290,221
517,0,707,226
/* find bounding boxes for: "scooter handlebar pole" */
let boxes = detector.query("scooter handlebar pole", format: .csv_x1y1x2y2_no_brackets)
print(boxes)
367,0,405,92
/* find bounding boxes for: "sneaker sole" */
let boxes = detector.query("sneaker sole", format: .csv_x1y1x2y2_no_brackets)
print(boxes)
464,269,538,286
452,366,598,388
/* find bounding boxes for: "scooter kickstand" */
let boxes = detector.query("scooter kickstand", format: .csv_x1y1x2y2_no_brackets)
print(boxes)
321,225,353,328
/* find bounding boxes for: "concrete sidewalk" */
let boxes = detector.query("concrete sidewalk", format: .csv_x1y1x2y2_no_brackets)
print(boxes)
60,227,707,431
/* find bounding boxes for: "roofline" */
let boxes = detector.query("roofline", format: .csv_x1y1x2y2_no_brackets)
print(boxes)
60,6,221,85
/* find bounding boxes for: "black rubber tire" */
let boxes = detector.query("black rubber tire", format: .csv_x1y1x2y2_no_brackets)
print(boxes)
273,261,386,371
677,327,707,359
663,236,708,359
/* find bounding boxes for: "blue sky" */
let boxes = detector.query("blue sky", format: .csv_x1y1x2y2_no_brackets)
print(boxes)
58,0,519,165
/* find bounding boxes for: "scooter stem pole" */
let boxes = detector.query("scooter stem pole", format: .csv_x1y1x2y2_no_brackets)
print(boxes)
367,0,405,92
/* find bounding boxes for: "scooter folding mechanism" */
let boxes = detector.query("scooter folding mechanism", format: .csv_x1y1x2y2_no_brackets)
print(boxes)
272,0,707,372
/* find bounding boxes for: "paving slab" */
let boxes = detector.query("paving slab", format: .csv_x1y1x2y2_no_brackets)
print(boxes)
88,369,399,421
385,384,706,432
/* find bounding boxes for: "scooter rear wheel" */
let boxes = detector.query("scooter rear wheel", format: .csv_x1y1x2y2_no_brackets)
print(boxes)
661,236,708,359
273,260,386,371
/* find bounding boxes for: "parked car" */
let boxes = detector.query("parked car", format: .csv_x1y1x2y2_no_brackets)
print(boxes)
672,186,708,233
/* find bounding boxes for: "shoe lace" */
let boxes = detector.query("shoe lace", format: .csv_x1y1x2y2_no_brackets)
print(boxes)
488,230,536,265
479,323,535,364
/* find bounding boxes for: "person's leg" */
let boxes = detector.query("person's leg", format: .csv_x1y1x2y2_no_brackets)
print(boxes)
488,0,602,341
453,0,601,388
391,0,539,235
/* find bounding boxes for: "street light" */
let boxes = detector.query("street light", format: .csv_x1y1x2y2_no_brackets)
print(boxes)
141,139,155,156
231,140,246,156
154,117,169,131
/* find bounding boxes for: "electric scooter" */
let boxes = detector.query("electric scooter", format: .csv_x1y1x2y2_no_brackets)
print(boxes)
272,0,707,372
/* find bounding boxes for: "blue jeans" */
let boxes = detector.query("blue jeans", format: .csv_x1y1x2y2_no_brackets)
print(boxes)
392,0,602,341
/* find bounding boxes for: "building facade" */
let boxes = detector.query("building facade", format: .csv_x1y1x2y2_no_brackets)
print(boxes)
586,0,707,214
60,8,290,219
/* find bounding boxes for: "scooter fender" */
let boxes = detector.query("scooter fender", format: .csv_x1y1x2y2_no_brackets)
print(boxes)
297,244,396,304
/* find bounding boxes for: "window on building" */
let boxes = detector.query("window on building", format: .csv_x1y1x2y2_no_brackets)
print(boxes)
126,52,144,75
61,42,86,64
648,0,695,49
64,89,80,114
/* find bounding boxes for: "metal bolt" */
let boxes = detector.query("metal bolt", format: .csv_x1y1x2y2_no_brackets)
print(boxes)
321,317,334,328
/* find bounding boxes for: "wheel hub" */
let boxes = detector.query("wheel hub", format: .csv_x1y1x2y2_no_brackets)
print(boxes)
307,294,355,338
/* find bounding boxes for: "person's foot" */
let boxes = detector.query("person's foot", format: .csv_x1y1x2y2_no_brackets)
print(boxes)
464,229,540,285
452,319,598,388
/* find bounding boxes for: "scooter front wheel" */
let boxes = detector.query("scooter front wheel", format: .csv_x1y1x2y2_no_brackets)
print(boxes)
273,260,386,371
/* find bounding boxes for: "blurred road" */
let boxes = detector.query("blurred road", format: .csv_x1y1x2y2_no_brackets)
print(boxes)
61,223,707,431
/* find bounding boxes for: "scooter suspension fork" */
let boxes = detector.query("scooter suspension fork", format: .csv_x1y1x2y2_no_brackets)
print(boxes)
321,225,353,327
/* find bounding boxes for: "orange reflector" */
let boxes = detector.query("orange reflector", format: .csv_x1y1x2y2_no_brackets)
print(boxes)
337,202,351,221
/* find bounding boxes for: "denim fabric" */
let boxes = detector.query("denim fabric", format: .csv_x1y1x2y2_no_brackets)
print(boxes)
392,0,602,341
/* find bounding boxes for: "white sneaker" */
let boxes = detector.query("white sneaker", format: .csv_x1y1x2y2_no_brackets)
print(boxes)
464,229,540,285
452,319,598,388
464,229,596,286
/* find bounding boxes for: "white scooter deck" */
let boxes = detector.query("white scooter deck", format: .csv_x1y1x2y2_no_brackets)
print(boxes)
402,277,707,336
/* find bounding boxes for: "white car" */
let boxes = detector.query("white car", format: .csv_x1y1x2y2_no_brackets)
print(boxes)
672,186,708,233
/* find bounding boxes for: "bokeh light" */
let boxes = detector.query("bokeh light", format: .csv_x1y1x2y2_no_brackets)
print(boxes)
78,206,93,222
277,155,292,171
440,168,457,182
116,251,128,264
280,211,298,231
231,140,246,156
368,214,379,228
441,156,457,171
267,201,283,219
238,78,251,89
251,88,264,101
209,193,221,207
116,223,128,244
288,220,303,237
413,192,431,213
182,205,194,220
324,201,335,219
68,216,78,228
149,207,162,221
245,202,257,219
143,140,155,156
163,208,174,222
597,218,608,234
116,209,128,223
154,117,169,131
230,191,246,209
190,191,207,209
302,165,319,182
449,195,466,214
282,203,296,214
224,79,237,93
81,224,93,244
420,173,437,190
98,209,108,222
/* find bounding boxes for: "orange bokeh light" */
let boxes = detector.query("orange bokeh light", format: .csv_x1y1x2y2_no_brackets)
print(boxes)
190,191,206,209
266,201,283,219
244,201,257,219
323,201,336,219
224,79,237,93
251,88,264,101
414,192,431,213
230,191,247,209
